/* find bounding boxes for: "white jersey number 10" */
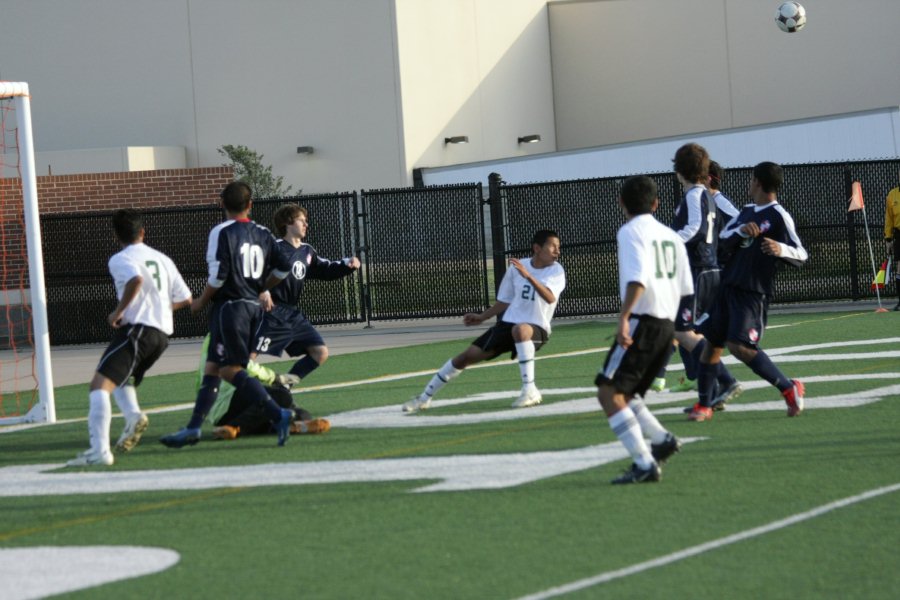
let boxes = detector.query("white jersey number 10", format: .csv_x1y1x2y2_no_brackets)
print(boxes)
651,240,677,279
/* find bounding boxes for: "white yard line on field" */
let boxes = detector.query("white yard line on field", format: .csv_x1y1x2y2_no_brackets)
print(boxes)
515,482,900,600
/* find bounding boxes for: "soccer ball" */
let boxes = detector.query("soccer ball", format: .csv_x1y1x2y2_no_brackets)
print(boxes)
775,2,806,33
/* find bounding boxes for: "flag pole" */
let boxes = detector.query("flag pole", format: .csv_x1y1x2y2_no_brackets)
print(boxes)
862,204,889,311
851,181,887,312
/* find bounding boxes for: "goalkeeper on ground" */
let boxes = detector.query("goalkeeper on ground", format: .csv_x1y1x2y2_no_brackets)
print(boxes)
195,334,330,440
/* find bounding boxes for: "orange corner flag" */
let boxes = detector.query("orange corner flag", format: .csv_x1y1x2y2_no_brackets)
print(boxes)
848,181,865,212
872,260,887,290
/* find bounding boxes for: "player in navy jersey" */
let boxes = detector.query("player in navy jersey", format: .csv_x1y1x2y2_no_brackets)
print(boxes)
708,161,740,228
656,144,740,416
596,175,692,484
160,181,296,448
695,161,808,418
251,203,360,388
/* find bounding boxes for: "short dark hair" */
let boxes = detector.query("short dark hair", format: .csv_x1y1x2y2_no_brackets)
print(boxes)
620,175,657,215
672,143,710,183
532,229,560,247
112,208,143,244
273,203,308,238
708,160,724,190
220,181,253,213
753,161,783,194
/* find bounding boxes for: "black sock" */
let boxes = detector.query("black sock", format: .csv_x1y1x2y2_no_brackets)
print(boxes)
747,351,791,391
289,356,321,380
187,375,220,429
233,370,283,422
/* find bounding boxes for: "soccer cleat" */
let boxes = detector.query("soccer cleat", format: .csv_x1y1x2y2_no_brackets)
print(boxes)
67,449,114,467
687,404,714,422
611,462,661,485
402,394,432,413
159,427,201,448
711,382,743,411
650,433,682,465
782,379,805,417
275,373,301,389
114,412,149,453
512,387,542,408
291,418,331,435
212,425,240,440
669,377,697,393
649,377,666,392
276,408,293,446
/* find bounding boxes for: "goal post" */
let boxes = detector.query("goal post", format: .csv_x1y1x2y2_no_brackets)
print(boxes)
0,81,56,424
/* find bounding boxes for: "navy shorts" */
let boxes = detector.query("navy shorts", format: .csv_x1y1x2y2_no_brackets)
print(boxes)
595,314,674,397
96,324,169,386
254,304,325,357
472,320,548,360
207,299,264,368
675,268,720,331
698,286,768,348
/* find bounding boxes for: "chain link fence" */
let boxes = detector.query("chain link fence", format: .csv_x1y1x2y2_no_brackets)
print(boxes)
29,158,899,345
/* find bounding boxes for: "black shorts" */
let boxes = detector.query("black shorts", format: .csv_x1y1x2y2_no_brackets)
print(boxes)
675,268,720,331
594,314,674,397
472,320,548,360
698,285,768,349
254,304,325,357
96,324,169,386
207,299,264,368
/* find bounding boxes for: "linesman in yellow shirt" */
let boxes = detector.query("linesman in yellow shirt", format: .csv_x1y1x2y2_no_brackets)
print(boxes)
885,185,900,311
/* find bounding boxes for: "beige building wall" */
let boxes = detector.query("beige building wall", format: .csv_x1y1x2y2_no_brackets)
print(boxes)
0,0,556,193
395,0,556,175
549,0,900,150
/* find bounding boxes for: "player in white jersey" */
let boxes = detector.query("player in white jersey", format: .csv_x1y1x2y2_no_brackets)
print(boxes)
68,209,192,466
595,175,693,484
403,230,566,412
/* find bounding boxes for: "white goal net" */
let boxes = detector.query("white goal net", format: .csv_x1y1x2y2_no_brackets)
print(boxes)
0,81,55,425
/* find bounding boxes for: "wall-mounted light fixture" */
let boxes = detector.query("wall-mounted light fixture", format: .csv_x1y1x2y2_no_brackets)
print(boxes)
517,134,541,144
444,136,469,145
296,146,314,154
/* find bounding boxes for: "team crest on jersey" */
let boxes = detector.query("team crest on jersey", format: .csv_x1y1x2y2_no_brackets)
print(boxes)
759,220,771,233
748,328,759,343
292,261,307,280
681,308,693,323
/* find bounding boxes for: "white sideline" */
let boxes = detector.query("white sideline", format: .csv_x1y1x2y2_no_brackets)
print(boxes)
514,482,900,600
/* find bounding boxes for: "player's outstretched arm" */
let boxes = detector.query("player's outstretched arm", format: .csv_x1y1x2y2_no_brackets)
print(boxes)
509,258,557,304
463,301,510,326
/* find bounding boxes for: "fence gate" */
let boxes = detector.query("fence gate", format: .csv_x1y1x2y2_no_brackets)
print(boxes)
359,184,488,321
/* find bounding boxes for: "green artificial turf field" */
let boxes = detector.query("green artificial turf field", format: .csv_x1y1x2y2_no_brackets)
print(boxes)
1,310,899,599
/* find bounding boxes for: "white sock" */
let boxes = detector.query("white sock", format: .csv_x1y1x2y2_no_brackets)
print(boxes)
424,359,462,398
627,398,669,444
515,341,536,387
608,407,654,469
88,389,112,455
112,384,141,420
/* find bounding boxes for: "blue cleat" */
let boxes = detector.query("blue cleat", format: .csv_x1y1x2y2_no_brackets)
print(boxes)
159,428,201,449
276,409,293,446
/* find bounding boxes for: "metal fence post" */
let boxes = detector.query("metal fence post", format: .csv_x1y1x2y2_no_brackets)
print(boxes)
844,166,859,299
488,172,506,294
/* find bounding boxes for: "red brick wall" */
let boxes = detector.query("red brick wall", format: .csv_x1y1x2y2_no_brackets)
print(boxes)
0,167,233,287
